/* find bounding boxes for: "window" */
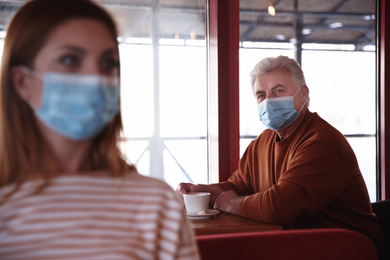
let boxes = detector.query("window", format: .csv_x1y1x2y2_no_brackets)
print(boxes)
0,0,382,200
105,1,208,188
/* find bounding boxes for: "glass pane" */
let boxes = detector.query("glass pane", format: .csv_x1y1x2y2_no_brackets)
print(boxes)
159,45,207,138
163,139,208,188
303,50,376,135
120,44,154,138
346,136,377,201
112,1,208,185
239,0,377,201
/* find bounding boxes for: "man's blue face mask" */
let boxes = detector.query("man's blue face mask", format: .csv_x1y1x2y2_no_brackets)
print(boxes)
20,67,120,140
257,88,307,131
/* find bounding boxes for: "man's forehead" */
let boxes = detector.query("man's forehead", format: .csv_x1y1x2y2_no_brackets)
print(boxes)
255,70,293,87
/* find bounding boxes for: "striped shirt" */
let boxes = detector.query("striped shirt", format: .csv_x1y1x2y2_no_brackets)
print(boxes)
0,172,200,260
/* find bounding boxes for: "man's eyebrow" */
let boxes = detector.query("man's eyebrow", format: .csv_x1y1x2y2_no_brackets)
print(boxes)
270,84,284,90
255,84,284,95
255,89,265,96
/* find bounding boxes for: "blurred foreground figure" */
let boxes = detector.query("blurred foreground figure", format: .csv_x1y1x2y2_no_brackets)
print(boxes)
0,0,199,259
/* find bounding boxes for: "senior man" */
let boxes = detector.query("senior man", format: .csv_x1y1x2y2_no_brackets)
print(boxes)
177,56,385,249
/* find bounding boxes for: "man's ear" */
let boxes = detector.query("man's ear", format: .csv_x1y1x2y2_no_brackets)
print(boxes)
10,66,30,101
301,85,309,100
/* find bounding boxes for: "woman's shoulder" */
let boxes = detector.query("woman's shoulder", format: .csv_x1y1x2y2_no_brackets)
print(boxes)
1,172,181,211
123,170,175,191
58,170,175,192
1,171,178,203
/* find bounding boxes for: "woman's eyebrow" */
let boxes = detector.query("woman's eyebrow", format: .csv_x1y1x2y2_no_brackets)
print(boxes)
101,48,118,57
56,46,118,58
59,45,86,54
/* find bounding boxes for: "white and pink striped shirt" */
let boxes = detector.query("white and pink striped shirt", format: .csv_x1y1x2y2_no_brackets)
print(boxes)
0,172,200,260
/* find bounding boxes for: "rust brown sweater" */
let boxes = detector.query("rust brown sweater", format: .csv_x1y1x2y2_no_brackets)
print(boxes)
227,111,385,246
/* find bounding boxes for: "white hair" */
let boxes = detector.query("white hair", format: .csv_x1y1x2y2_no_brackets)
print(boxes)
249,56,306,94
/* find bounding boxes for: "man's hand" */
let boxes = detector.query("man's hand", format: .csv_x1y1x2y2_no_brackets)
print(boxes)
176,183,200,198
214,190,243,216
177,182,230,207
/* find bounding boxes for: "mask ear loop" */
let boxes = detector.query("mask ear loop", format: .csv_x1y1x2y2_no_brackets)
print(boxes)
18,66,43,79
298,96,309,113
293,86,302,98
27,100,39,111
295,86,309,114
18,66,43,110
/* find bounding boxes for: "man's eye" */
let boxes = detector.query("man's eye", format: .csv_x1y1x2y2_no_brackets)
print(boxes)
60,55,80,66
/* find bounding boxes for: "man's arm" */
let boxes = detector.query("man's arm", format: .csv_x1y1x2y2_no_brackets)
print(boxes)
214,190,243,216
177,181,235,207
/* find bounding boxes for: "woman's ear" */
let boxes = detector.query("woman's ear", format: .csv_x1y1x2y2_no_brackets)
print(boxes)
10,66,30,101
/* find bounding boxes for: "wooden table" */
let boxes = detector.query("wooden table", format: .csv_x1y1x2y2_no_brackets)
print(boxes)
190,212,283,236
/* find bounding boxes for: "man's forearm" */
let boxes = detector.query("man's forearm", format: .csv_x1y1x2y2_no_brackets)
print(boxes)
197,181,235,206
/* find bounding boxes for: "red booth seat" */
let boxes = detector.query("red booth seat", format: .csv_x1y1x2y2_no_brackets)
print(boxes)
196,228,377,260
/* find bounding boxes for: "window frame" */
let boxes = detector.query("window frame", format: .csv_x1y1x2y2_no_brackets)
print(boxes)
208,0,240,182
379,0,390,200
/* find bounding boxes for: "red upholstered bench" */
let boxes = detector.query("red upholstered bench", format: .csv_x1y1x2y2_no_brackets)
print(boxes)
196,228,377,260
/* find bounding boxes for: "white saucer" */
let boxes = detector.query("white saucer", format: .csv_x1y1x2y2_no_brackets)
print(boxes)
186,209,220,219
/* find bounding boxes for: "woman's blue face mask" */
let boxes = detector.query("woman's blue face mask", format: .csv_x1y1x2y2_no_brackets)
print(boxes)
20,67,120,140
257,88,307,131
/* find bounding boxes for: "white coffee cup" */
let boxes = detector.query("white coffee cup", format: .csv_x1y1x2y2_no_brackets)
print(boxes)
183,192,210,214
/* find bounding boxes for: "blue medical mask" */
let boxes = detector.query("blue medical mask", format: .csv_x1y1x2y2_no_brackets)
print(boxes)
257,89,306,131
20,67,120,140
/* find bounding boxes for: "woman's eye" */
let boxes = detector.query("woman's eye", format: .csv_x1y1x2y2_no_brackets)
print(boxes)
59,55,80,67
101,58,119,73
